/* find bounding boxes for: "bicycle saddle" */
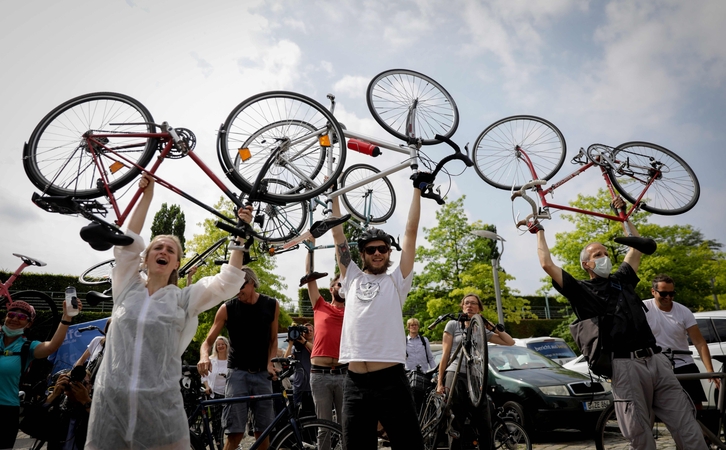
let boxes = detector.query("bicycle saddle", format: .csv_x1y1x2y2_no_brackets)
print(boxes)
80,222,134,251
86,290,112,306
299,271,328,287
613,236,657,255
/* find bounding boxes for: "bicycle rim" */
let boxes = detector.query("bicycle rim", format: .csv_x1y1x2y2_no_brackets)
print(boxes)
24,92,157,199
246,181,308,243
218,92,346,203
467,315,488,408
473,115,566,190
493,420,531,450
419,391,445,450
340,163,397,224
367,69,459,145
79,258,116,285
268,418,343,450
179,237,228,278
609,141,700,215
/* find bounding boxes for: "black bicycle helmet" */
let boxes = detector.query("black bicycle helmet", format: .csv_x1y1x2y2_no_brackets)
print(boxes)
357,227,392,251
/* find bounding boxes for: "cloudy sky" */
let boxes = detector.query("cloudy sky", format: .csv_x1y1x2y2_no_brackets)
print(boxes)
1,0,724,309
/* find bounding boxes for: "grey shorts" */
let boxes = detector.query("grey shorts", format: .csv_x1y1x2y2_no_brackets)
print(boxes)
223,368,274,434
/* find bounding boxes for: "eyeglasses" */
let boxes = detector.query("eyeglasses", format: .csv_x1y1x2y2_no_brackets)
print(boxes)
7,311,29,321
655,289,676,298
363,245,390,255
330,282,341,289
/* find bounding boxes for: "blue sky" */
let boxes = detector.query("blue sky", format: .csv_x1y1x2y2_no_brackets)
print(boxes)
1,0,724,308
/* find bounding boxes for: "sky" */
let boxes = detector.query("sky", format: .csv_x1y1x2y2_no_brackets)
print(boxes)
1,0,725,311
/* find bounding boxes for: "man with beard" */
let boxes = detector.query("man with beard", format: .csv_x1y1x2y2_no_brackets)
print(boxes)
331,174,430,449
304,238,347,429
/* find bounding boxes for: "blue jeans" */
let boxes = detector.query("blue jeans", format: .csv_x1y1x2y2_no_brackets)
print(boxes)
223,369,274,434
343,364,423,450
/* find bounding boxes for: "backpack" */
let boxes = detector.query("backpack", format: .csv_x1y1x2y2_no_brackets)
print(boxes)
569,282,619,378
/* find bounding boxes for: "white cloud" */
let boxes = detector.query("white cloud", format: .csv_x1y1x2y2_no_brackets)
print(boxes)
333,75,370,100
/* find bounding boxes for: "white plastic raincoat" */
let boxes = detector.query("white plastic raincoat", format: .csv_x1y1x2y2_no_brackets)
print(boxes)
85,231,245,450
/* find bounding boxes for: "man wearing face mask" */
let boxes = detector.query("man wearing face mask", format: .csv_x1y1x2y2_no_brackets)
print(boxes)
530,196,706,450
304,239,347,431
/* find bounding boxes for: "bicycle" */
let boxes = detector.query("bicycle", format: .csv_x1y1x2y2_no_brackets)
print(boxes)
595,350,726,449
185,358,342,450
23,92,312,250
470,115,700,230
418,312,489,450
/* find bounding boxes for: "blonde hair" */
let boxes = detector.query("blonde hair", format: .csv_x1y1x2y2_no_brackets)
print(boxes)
142,235,183,286
406,318,420,328
210,336,230,360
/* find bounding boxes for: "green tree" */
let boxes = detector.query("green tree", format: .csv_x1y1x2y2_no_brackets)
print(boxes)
405,196,533,340
545,190,726,347
181,197,292,362
151,203,186,252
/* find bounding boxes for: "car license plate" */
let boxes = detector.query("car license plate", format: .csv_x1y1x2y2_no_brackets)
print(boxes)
583,400,610,411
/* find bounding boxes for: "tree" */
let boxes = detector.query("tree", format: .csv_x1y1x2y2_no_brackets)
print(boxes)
405,196,533,340
545,190,726,346
181,197,292,362
151,203,187,252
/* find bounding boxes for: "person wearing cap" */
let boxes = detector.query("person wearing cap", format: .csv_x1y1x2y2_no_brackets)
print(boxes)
331,172,434,449
1,299,82,448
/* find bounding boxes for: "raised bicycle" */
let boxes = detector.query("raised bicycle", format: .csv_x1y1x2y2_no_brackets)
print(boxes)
470,115,699,230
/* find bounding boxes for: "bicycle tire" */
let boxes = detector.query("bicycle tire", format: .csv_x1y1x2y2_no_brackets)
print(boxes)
268,418,343,450
594,404,626,450
466,314,488,408
4,290,60,342
339,163,397,224
608,141,700,215
366,69,459,145
24,92,158,199
246,180,309,243
492,419,531,450
472,115,566,190
79,259,116,285
419,391,445,450
179,237,229,279
218,92,346,203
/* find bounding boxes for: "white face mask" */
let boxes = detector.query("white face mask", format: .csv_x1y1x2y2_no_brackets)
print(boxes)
2,325,25,337
591,256,612,278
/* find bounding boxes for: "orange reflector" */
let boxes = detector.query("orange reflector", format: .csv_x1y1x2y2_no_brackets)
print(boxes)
109,161,125,174
238,148,252,162
319,135,331,146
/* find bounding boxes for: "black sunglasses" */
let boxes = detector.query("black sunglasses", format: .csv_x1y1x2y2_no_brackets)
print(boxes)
363,245,390,255
655,289,676,298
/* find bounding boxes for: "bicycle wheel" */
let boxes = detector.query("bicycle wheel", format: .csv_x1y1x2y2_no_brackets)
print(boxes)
595,404,627,450
24,92,158,199
339,163,397,224
492,420,531,450
466,314,488,408
608,141,700,215
419,391,445,450
218,92,346,203
247,180,309,243
367,69,459,145
79,259,116,285
472,115,566,190
179,237,228,278
268,418,343,450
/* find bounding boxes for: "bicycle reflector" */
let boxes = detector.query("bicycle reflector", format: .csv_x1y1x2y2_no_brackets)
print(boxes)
110,161,125,174
237,147,252,162
318,134,331,147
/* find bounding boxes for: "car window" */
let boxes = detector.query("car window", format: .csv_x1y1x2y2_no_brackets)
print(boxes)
714,319,726,344
489,345,561,371
692,318,718,345
526,341,577,359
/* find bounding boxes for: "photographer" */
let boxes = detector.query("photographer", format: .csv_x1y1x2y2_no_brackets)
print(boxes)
24,366,92,450
284,323,314,417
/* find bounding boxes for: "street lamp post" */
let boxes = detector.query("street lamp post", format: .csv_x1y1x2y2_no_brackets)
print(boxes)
471,230,506,325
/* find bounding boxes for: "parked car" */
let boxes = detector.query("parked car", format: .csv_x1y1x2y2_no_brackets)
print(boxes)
487,344,612,434
513,337,577,365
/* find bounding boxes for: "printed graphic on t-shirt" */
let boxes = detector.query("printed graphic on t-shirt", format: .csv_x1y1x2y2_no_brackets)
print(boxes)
357,281,380,302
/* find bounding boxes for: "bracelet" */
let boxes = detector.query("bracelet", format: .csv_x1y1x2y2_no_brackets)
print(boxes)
60,320,72,326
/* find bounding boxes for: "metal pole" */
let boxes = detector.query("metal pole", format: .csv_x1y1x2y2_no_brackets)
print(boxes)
544,293,551,320
712,277,720,310
491,257,505,324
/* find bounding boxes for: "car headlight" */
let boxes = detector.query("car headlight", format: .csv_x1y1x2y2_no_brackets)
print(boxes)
539,385,570,396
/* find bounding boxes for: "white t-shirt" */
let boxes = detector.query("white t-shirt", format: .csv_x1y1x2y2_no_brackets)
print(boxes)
201,357,228,396
643,298,697,368
86,336,105,364
338,262,413,364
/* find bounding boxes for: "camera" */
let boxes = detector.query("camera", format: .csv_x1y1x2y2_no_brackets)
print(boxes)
69,365,87,384
287,325,309,341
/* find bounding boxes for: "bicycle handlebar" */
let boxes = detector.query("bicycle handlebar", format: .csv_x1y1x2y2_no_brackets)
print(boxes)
511,179,549,230
418,134,474,205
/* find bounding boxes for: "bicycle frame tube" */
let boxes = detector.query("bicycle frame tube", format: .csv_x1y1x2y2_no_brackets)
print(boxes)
517,147,641,222
85,133,245,227
0,261,30,301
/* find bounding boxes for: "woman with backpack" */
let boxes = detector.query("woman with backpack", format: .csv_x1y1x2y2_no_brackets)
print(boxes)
0,299,82,448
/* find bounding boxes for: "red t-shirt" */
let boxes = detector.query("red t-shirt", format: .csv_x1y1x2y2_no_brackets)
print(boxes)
311,296,345,359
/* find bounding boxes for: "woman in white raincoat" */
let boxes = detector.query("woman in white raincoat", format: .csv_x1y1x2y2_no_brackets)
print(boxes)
85,174,250,450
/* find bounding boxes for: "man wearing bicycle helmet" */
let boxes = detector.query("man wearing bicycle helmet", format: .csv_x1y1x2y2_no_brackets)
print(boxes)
331,172,434,449
529,197,706,450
